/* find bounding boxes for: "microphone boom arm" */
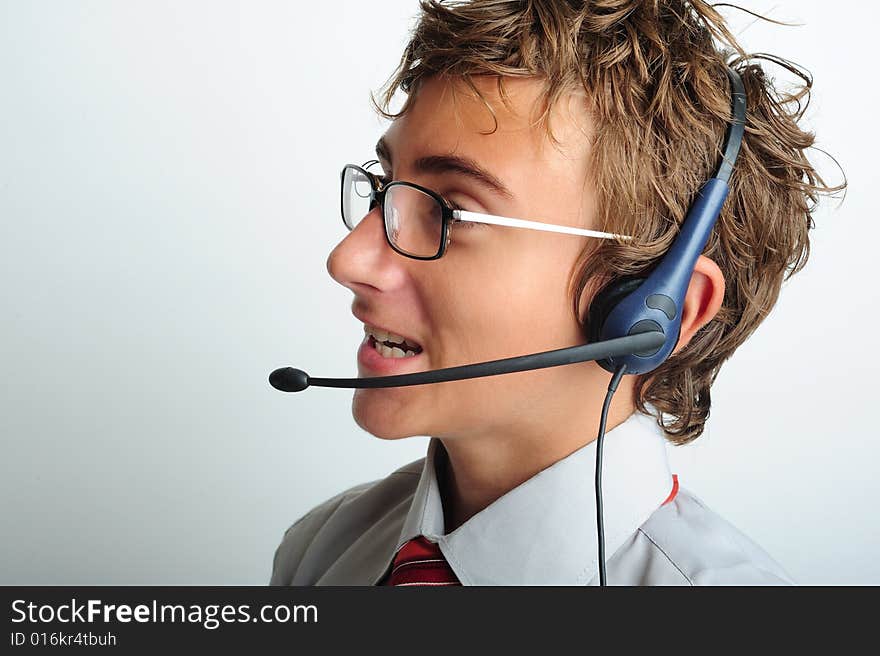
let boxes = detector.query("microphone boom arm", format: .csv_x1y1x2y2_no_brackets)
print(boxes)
270,331,665,392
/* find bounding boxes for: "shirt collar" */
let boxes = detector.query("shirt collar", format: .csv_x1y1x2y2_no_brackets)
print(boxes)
393,410,674,585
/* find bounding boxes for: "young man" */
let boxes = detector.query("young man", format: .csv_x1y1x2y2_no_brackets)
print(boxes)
270,0,838,585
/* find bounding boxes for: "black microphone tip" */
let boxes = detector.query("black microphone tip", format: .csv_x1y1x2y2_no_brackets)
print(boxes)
269,367,310,393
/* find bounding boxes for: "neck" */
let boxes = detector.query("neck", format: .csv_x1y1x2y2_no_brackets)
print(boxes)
437,384,636,533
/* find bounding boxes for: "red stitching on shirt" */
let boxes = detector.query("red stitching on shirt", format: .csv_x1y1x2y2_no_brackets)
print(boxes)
661,474,679,506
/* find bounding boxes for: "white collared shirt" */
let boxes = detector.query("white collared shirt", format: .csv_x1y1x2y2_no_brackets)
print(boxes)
271,411,792,585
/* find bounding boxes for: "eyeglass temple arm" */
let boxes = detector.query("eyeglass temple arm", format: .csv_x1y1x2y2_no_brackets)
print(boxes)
453,210,631,241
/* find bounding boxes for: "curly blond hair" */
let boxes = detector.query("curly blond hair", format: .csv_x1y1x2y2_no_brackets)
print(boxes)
371,0,844,444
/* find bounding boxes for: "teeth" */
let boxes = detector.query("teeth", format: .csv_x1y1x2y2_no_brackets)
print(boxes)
373,328,404,344
365,324,418,349
370,336,419,359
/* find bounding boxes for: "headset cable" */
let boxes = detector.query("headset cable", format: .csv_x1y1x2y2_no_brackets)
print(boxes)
595,363,627,587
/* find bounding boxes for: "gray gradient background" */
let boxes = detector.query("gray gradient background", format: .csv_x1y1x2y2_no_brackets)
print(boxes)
1,0,877,584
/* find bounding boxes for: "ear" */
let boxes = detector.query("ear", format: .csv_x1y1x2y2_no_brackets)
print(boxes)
673,254,725,354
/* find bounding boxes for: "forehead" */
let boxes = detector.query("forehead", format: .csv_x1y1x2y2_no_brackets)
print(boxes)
380,75,592,179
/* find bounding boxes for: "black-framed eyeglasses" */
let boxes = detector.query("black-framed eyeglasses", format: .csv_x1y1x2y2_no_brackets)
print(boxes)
340,161,631,260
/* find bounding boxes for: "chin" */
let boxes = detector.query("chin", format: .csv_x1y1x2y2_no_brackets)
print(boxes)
351,389,422,440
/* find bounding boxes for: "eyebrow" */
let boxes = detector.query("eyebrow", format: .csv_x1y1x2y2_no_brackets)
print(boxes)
375,136,513,200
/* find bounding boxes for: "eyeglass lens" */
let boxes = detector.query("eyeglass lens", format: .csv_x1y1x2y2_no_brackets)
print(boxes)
341,166,445,258
341,166,374,231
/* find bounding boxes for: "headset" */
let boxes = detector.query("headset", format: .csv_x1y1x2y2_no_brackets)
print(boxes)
270,67,746,586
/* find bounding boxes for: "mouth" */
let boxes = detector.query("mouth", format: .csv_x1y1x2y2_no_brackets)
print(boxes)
363,324,424,359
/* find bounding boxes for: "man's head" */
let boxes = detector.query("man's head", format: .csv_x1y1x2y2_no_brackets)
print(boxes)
327,0,839,445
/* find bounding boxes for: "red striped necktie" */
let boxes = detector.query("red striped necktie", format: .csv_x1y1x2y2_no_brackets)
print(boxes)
380,536,462,586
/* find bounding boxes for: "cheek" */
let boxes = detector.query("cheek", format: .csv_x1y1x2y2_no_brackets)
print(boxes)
431,239,581,357
454,267,570,347
512,248,581,335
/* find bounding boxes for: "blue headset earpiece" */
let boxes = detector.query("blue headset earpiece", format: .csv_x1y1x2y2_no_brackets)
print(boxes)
587,67,746,375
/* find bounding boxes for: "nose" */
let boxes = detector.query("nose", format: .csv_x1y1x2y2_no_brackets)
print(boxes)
326,206,400,292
